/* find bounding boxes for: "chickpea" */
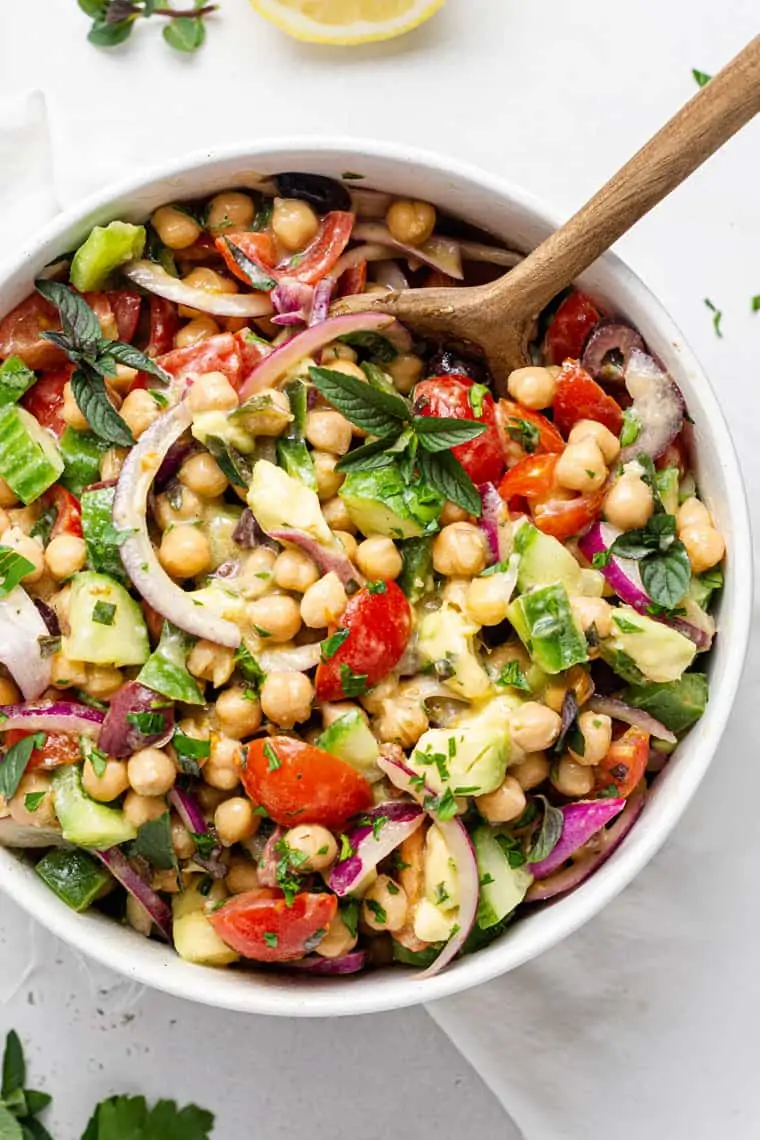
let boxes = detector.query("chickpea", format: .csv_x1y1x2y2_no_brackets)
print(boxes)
186,371,239,414
179,452,228,498
170,815,196,860
159,524,212,579
174,315,219,350
555,439,607,493
568,419,621,465
321,701,368,730
0,676,20,704
206,190,255,233
356,536,402,581
507,365,558,410
82,757,129,803
100,446,129,481
222,855,258,894
273,549,319,597
127,748,177,798
322,343,358,366
439,500,470,526
465,574,512,626
680,524,725,575
0,477,18,508
151,204,201,250
360,674,398,716
241,388,291,437
475,775,527,823
362,874,408,932
603,474,654,531
271,197,320,251
374,697,429,749
126,893,153,937
432,522,488,577
283,823,338,872
552,754,595,797
305,409,353,456
108,364,139,395
119,389,161,440
44,534,86,581
123,791,168,829
386,352,424,394
324,359,367,383
187,639,235,687
83,665,123,700
50,650,87,689
510,702,562,753
153,487,203,529
321,496,355,532
385,199,436,247
677,496,711,533
9,773,55,828
3,530,44,583
300,572,347,629
260,670,314,728
570,710,613,766
510,752,550,790
214,796,257,847
214,686,262,740
61,382,89,430
247,594,302,642
570,595,613,639
333,530,358,561
315,911,358,959
183,266,238,295
202,747,241,792
313,451,344,500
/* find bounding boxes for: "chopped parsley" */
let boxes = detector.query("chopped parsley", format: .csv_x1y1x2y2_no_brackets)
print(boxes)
752,295,760,313
423,786,458,821
339,663,368,697
480,559,512,577
434,882,450,906
24,791,46,813
468,383,489,417
263,932,278,948
447,737,457,758
341,898,360,938
504,415,540,454
81,738,109,778
264,741,281,771
126,711,166,736
0,732,46,799
620,407,641,447
386,879,400,895
234,645,266,694
612,613,641,634
366,579,387,594
692,68,712,87
91,600,116,626
592,550,611,568
274,839,309,906
704,297,723,338
339,833,355,861
320,628,350,660
365,898,387,925
497,660,531,691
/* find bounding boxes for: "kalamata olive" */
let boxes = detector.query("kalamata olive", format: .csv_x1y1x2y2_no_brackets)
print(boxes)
273,173,352,215
426,348,489,385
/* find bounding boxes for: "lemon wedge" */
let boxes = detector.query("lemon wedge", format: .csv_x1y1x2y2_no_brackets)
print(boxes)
249,0,446,44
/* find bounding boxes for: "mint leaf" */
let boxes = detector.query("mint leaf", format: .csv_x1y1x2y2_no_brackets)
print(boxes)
71,367,134,447
163,15,206,51
334,436,398,474
641,542,691,609
417,449,481,516
692,68,712,87
0,734,45,801
131,812,177,872
0,546,35,601
412,415,486,452
2,1031,24,1099
502,414,540,454
105,341,171,383
309,366,409,437
35,280,101,352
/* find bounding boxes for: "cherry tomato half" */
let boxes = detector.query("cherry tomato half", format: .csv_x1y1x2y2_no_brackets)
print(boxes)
553,361,623,437
209,890,338,962
4,730,82,772
156,332,243,393
337,261,367,297
596,727,650,798
243,737,374,829
0,294,66,371
215,232,278,285
21,365,73,438
496,399,565,461
543,291,601,366
414,374,504,485
315,580,412,702
531,487,605,540
498,453,559,501
146,296,179,359
42,484,83,539
278,212,354,286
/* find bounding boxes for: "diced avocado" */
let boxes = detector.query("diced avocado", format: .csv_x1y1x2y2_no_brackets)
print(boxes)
137,621,204,705
414,897,458,943
64,571,149,667
248,459,333,545
52,764,136,849
689,569,722,611
205,503,243,568
578,567,605,597
172,881,240,966
398,536,434,603
655,467,680,515
620,673,708,735
232,392,293,438
514,521,583,594
35,847,111,912
424,824,460,909
600,605,697,683
316,708,382,781
417,605,492,701
0,355,36,407
60,428,108,498
408,703,510,797
473,825,533,929
507,582,588,674
339,468,444,539
191,410,256,454
70,221,146,292
81,484,128,584
0,405,63,504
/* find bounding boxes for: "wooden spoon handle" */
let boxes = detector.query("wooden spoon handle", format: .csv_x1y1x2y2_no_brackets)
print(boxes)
492,35,760,321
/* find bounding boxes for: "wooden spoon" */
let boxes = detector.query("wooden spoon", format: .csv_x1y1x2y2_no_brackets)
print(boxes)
333,35,760,386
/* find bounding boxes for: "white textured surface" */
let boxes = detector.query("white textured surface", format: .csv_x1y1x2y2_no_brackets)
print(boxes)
0,0,757,1136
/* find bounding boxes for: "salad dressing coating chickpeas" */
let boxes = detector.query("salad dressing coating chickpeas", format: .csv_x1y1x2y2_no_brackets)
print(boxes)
0,175,721,980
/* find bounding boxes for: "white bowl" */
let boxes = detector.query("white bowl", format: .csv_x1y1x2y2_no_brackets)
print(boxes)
0,140,751,1017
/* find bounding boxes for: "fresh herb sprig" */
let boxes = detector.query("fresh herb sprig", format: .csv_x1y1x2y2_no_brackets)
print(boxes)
35,281,169,447
600,506,691,610
310,366,486,514
79,0,217,53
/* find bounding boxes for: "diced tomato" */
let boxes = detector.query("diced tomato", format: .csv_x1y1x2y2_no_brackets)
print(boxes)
107,289,142,343
544,291,601,366
4,730,82,772
596,727,650,798
277,212,354,286
496,399,564,462
21,365,73,438
0,293,66,371
234,328,272,381
553,361,624,437
499,453,559,502
42,485,82,539
315,581,412,702
531,487,605,539
337,262,367,297
413,374,504,485
215,232,278,285
243,737,374,829
156,332,242,392
146,297,179,358
499,453,603,538
209,890,338,962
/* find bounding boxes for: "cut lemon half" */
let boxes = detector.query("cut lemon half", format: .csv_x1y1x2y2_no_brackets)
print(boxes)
249,0,447,44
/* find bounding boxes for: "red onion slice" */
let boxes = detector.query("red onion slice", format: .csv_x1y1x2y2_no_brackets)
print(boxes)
238,312,411,399
113,404,241,648
286,950,367,975
256,824,285,887
377,755,479,980
351,223,463,280
373,260,410,292
256,642,323,673
478,483,513,563
267,527,363,589
619,348,685,463
99,681,174,757
0,818,65,848
328,802,424,897
94,846,173,942
526,793,645,901
581,320,646,383
0,588,52,701
578,521,650,609
123,260,274,319
331,244,397,279
587,696,676,743
310,277,334,326
0,701,105,737
529,798,626,879
168,786,226,878
271,279,315,326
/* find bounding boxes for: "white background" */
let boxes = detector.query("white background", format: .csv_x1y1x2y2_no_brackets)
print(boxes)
0,0,758,1136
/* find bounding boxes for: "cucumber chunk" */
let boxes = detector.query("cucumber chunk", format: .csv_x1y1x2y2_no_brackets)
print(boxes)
81,485,128,584
507,582,588,674
0,355,36,407
35,847,111,911
0,405,64,504
473,825,533,929
60,428,108,498
316,708,381,781
64,571,149,667
398,536,434,603
70,221,146,292
52,764,136,849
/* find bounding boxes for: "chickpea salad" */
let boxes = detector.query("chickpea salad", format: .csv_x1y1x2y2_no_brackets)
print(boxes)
0,173,722,978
